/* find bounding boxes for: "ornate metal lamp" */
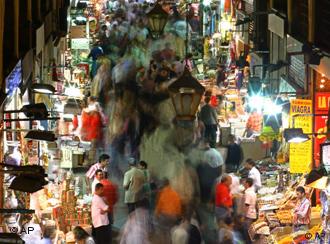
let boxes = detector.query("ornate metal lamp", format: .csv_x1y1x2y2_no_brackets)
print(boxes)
168,69,205,123
146,3,169,39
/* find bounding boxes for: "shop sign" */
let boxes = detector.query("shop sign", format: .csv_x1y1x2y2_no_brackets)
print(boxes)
316,92,330,111
314,92,330,162
71,38,89,50
6,60,22,96
314,115,328,161
289,99,313,173
70,26,86,38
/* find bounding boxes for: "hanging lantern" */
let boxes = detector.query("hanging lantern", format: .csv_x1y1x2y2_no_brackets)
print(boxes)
168,69,205,121
146,3,169,39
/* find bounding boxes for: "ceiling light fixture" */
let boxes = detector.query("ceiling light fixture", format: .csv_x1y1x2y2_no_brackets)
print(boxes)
31,83,56,94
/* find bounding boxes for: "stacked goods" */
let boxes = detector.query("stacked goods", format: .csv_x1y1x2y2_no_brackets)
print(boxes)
310,206,322,226
258,199,276,211
54,180,91,232
275,190,296,208
248,220,270,241
265,213,280,228
276,210,292,225
62,190,91,232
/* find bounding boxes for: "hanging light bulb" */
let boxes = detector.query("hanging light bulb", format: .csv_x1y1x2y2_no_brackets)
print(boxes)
320,84,325,89
321,78,326,83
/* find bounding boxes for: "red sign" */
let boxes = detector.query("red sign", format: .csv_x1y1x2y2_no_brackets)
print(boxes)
314,115,328,161
315,92,330,111
314,92,330,165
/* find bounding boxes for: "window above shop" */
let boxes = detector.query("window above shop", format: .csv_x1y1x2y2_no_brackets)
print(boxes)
272,0,287,15
290,0,308,41
315,0,330,53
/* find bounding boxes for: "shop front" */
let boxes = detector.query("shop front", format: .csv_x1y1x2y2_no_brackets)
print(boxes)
313,71,330,168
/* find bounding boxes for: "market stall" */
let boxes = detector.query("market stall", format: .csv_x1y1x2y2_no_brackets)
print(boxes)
247,171,323,243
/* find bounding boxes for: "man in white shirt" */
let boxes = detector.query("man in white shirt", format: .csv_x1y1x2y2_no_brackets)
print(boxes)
92,183,111,244
123,158,145,213
245,159,261,192
243,178,257,244
229,173,244,216
92,169,104,195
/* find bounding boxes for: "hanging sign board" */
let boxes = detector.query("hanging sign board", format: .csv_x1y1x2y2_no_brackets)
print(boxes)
314,92,330,164
70,26,86,38
289,99,313,173
71,38,89,50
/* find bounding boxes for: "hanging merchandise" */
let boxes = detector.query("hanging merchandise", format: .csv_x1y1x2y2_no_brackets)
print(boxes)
6,60,22,96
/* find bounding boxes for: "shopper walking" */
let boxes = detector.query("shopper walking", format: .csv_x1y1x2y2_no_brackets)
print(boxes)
216,64,226,87
218,216,234,243
293,186,311,232
199,96,219,148
229,173,244,217
91,183,111,244
73,226,96,244
138,160,151,208
123,158,145,214
155,178,183,244
243,178,257,244
92,169,104,195
88,42,104,79
100,172,118,226
197,141,224,203
225,134,244,173
85,154,110,194
171,207,202,244
244,159,261,192
215,174,233,223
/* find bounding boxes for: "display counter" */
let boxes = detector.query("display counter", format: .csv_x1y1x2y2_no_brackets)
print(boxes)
248,172,323,243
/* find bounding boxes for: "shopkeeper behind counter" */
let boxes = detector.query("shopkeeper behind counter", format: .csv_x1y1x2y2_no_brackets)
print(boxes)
86,154,110,194
293,186,311,232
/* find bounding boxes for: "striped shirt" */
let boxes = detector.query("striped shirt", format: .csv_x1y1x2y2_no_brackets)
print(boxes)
293,197,311,225
86,163,107,179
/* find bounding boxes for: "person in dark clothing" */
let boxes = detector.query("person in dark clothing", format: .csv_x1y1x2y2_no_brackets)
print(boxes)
188,224,202,244
199,97,218,148
236,70,244,90
216,64,226,87
88,42,104,79
236,52,246,69
225,134,244,173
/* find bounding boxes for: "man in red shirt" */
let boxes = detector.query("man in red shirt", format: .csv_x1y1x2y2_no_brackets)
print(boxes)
215,174,233,222
100,172,118,226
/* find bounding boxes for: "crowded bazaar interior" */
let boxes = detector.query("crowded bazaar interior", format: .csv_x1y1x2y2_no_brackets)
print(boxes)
1,0,330,243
